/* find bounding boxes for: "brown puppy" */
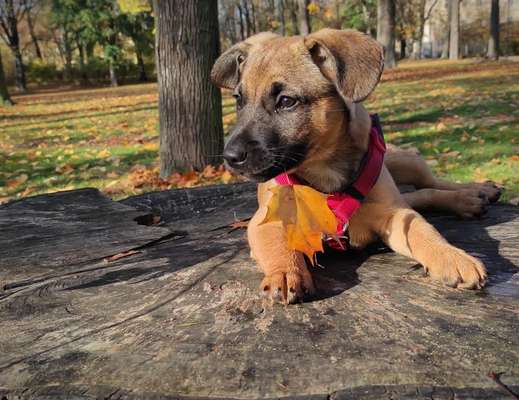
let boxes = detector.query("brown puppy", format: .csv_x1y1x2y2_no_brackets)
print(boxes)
211,29,501,304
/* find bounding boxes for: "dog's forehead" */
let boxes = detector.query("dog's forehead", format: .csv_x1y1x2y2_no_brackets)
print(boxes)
241,36,327,96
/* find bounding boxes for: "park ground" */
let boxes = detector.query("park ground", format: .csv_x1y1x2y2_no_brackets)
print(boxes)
1,58,518,205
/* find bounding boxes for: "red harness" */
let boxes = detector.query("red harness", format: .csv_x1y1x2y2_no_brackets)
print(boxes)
274,114,386,250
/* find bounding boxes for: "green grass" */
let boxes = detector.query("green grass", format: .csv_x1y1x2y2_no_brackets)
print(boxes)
1,59,518,204
371,60,519,199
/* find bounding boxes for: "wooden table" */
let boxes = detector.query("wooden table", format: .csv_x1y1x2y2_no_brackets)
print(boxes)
1,183,518,399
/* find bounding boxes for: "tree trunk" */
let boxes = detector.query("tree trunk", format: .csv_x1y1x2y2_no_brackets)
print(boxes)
109,58,118,87
153,0,224,176
26,10,43,60
13,48,26,91
136,48,148,82
487,0,499,60
237,4,246,40
0,50,13,105
400,38,406,59
415,0,426,60
441,0,450,59
250,0,257,33
362,3,371,34
298,0,311,35
449,0,460,60
5,0,26,91
276,0,286,35
241,0,252,37
63,36,73,81
86,42,95,61
377,0,396,68
289,0,299,35
77,40,88,84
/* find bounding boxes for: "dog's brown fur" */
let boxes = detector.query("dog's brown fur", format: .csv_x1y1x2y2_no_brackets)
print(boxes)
211,29,501,304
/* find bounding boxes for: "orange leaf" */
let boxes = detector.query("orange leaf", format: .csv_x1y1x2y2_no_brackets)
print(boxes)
97,149,110,158
260,185,337,263
6,174,28,189
221,170,233,184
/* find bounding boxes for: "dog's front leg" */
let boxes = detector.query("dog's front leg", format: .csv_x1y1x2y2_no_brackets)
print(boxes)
247,183,315,304
380,207,487,289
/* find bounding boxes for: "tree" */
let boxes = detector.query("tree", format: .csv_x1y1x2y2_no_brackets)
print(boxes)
275,0,285,35
487,0,499,60
153,0,224,176
377,0,396,68
0,49,13,105
288,0,299,34
0,0,27,91
448,0,460,60
414,0,440,59
298,0,311,35
23,0,42,59
118,0,154,82
339,0,377,36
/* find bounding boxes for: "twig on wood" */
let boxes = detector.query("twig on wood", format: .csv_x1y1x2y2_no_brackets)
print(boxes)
209,217,251,233
104,250,142,263
227,219,250,233
488,371,519,399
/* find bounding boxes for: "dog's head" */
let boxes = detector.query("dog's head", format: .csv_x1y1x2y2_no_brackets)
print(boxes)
211,29,384,183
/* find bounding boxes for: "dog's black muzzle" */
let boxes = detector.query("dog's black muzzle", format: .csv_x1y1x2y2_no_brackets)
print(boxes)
223,128,307,182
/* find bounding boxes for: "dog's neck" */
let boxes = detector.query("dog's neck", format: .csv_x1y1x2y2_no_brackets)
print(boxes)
295,103,371,194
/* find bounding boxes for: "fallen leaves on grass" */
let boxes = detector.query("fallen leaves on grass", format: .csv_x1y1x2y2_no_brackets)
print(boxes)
104,164,241,195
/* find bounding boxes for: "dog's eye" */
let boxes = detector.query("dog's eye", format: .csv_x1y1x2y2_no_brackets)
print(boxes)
277,96,298,110
233,93,243,110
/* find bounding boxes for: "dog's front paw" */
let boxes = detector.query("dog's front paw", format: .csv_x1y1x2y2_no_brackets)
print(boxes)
260,265,315,304
425,247,487,289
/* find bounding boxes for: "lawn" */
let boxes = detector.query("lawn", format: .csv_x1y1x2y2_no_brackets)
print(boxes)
1,58,518,204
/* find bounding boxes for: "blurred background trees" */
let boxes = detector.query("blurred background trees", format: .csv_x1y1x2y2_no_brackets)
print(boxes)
0,0,517,90
1,0,518,178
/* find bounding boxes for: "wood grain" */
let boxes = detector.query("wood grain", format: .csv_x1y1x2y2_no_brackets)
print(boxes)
0,185,518,399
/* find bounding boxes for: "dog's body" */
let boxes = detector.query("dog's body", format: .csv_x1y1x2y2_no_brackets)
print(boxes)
211,29,501,304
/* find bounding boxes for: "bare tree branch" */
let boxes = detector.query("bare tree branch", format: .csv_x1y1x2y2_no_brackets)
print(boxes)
424,0,440,21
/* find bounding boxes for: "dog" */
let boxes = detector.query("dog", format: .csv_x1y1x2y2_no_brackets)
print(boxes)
210,29,501,304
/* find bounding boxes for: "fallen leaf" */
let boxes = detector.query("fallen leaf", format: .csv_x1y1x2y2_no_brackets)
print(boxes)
97,149,110,158
221,170,233,184
55,164,74,174
435,122,447,131
260,185,337,263
442,150,460,158
6,174,28,189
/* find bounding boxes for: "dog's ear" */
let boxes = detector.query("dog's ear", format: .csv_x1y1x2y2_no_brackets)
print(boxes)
211,32,279,90
305,28,384,103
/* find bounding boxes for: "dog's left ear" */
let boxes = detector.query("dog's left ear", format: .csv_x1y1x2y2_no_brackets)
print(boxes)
305,28,384,103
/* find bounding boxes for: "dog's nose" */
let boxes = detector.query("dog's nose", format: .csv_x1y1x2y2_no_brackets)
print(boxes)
223,144,248,168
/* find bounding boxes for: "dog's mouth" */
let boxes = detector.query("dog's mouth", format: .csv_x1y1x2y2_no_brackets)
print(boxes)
227,143,308,182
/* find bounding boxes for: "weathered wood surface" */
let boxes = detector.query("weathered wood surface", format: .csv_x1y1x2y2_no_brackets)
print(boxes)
0,183,518,400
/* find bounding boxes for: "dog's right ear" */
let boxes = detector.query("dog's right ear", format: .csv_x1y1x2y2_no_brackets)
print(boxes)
211,32,279,90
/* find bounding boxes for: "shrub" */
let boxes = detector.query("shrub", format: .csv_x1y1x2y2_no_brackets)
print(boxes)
26,60,61,83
